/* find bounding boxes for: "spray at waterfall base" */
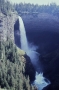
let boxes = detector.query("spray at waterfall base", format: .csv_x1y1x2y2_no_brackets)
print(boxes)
19,16,50,90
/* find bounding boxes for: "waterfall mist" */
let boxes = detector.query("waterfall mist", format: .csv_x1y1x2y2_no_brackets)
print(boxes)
19,16,39,68
34,72,50,90
19,16,50,90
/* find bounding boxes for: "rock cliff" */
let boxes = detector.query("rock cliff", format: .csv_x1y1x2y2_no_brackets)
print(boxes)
0,12,36,83
0,12,18,42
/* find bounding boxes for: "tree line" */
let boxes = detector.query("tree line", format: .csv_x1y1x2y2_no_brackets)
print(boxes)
1,0,59,17
0,0,15,15
14,3,59,17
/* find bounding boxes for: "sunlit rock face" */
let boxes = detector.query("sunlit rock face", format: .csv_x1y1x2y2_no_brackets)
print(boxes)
0,12,18,42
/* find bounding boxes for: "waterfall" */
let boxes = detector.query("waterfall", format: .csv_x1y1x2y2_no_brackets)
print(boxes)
19,16,50,90
19,16,29,52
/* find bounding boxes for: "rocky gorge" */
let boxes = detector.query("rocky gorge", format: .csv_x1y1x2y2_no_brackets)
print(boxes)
1,2,59,89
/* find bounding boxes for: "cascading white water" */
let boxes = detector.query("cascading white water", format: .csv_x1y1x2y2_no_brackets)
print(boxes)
19,16,50,90
34,72,50,90
19,16,39,66
19,16,29,52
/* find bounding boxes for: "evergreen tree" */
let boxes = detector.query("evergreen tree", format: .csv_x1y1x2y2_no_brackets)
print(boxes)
0,0,15,15
0,39,36,90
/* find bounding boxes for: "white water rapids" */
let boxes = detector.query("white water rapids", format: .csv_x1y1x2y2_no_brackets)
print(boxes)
19,16,50,90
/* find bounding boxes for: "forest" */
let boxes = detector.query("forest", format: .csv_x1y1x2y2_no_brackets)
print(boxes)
0,0,15,15
14,3,59,17
0,0,59,17
0,38,36,90
0,0,59,90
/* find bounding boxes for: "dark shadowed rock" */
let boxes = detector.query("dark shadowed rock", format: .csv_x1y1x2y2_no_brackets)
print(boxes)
24,54,36,82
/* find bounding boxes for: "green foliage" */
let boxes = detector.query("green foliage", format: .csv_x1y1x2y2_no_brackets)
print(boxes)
0,39,35,90
14,3,59,17
0,0,15,15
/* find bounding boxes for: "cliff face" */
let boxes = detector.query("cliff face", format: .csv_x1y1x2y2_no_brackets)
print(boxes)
0,12,36,83
0,12,18,42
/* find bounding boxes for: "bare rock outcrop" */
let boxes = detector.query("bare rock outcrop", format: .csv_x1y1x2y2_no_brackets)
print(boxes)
0,12,18,42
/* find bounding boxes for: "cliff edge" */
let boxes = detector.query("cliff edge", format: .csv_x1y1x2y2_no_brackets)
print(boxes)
0,12,18,42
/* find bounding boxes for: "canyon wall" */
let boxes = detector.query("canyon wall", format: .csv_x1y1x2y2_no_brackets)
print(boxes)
0,12,18,42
